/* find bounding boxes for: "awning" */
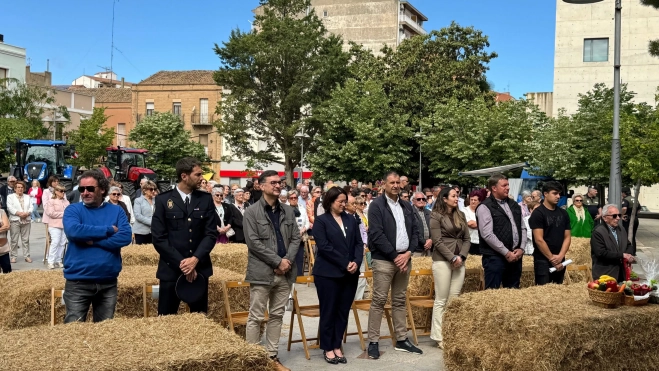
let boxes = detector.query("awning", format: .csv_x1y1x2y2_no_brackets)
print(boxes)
203,172,214,181
459,162,529,177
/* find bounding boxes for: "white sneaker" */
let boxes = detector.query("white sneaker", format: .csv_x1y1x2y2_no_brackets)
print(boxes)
55,262,63,269
47,263,55,269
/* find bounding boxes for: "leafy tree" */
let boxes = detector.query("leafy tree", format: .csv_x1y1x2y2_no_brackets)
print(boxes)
421,98,543,186
641,0,659,57
306,79,411,182
66,107,115,170
0,118,35,170
129,112,207,179
213,0,351,181
0,78,69,139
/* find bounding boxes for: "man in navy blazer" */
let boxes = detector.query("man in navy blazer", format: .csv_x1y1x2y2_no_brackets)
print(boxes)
366,171,422,359
312,187,363,364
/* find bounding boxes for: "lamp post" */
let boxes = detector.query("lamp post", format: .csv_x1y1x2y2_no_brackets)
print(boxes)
295,129,310,183
562,0,622,208
415,130,422,190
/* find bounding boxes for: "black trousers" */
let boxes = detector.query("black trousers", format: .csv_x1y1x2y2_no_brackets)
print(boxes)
134,233,152,245
482,253,522,289
534,258,566,286
314,274,358,351
158,280,208,315
623,219,639,255
469,242,481,256
0,253,12,273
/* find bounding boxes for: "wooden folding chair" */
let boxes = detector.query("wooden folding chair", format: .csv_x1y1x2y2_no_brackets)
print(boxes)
287,275,321,360
143,284,189,317
43,224,51,265
345,270,396,351
364,248,372,272
221,280,268,334
50,288,64,326
564,264,593,284
406,269,434,345
305,239,316,273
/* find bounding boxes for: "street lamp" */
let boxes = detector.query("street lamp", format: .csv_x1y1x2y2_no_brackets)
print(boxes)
415,130,422,190
295,129,310,183
562,0,622,208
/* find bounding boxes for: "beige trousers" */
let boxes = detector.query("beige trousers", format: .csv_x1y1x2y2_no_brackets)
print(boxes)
368,259,411,342
9,221,31,259
430,260,465,342
245,274,292,357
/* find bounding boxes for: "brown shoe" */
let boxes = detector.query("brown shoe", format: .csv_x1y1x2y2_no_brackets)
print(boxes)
25,257,32,263
270,357,290,371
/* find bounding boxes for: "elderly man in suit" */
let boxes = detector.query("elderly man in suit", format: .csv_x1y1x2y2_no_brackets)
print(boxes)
412,191,432,257
591,204,635,282
151,157,218,315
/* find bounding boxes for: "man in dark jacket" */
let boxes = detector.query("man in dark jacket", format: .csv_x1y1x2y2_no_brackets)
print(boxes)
0,176,17,213
412,191,432,256
591,204,635,281
476,174,527,289
366,171,421,359
151,157,218,315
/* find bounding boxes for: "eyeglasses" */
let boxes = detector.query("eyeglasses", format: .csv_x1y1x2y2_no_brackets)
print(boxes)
79,186,97,193
356,202,365,206
313,190,321,194
574,199,583,203
415,198,426,202
269,181,282,186
288,196,297,200
606,214,622,219
110,193,121,196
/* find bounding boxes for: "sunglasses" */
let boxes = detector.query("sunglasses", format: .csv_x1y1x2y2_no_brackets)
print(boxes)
415,198,426,202
313,190,321,194
79,186,97,193
213,194,223,197
110,193,121,196
425,194,433,198
574,199,583,202
606,214,623,219
356,202,365,206
269,181,282,186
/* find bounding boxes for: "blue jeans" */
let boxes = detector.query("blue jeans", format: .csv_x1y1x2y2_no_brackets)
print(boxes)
63,279,118,323
30,202,41,220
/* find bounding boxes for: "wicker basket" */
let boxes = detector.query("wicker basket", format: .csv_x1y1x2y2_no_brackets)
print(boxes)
622,295,650,306
588,289,623,308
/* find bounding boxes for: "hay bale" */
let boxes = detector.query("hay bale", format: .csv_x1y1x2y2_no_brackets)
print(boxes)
122,243,249,275
567,237,592,266
0,314,275,371
0,270,65,329
443,284,659,371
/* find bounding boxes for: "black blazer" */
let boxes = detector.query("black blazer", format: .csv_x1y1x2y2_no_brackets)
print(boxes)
151,188,218,281
67,189,81,204
229,204,245,243
414,206,431,250
0,185,9,211
312,212,364,278
367,195,419,261
591,223,633,282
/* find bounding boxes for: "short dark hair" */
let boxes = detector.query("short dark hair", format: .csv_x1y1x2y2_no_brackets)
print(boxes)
350,188,362,197
46,175,60,188
542,180,563,195
322,186,347,212
258,170,280,185
487,174,508,191
79,169,110,197
383,171,399,181
422,188,431,193
363,188,372,194
621,187,631,196
176,157,202,182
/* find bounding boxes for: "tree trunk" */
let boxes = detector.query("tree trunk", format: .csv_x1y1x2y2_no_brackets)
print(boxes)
628,179,642,243
284,155,294,190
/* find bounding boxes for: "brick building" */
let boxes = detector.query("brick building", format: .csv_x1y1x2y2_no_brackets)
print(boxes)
68,88,133,146
131,70,222,177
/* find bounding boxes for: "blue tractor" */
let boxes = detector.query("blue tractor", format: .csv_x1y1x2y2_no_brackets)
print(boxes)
5,140,78,191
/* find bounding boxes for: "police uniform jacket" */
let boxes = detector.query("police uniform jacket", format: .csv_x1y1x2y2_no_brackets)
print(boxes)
151,188,218,281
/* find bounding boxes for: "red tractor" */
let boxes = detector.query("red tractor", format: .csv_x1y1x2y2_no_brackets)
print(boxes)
99,147,171,199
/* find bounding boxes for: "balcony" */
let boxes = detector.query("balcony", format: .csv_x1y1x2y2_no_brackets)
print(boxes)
191,113,214,126
399,13,427,36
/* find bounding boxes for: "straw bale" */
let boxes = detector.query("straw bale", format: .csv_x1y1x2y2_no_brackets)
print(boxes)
0,270,65,329
0,314,275,371
566,237,592,266
443,284,659,371
121,243,249,275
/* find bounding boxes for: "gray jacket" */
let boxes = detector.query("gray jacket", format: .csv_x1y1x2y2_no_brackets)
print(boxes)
132,196,154,235
243,196,301,285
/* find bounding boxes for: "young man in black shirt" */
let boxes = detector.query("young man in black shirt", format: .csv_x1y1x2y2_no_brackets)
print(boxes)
528,181,571,285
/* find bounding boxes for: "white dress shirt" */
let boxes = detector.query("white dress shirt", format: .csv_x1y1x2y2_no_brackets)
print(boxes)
385,194,409,253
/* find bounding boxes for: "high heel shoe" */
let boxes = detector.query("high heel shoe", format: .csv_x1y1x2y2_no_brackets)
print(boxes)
323,351,338,365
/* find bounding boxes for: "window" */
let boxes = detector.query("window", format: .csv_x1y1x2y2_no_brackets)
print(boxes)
583,38,609,62
117,123,126,146
146,102,154,116
199,134,209,155
0,68,6,86
173,102,181,116
200,98,209,124
323,10,328,17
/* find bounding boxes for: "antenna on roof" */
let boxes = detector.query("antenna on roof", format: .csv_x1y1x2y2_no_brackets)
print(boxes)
110,0,117,87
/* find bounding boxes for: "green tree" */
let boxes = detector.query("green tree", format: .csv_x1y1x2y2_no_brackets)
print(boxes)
213,0,351,181
66,107,115,170
129,112,207,179
0,78,69,139
641,0,659,57
421,98,543,186
306,79,411,182
0,118,35,170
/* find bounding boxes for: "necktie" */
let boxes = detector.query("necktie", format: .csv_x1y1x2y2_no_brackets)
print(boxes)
185,196,190,214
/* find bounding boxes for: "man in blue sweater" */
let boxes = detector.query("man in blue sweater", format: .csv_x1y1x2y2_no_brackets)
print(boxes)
62,169,132,323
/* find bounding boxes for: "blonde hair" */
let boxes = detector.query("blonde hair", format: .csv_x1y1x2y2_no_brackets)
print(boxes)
31,179,40,187
52,185,66,199
141,180,157,192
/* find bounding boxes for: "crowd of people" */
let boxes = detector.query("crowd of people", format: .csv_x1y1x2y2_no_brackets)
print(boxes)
0,158,645,370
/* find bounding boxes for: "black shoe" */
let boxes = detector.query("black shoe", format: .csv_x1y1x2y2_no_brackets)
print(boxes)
367,342,380,359
395,339,423,354
323,351,339,364
336,354,347,364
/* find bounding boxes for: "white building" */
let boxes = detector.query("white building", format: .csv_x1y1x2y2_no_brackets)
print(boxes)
0,34,26,85
553,0,659,115
71,71,133,89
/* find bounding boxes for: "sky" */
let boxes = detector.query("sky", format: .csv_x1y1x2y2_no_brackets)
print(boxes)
3,0,556,98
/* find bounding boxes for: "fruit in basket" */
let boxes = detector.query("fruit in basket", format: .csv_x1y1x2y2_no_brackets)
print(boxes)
624,287,633,296
587,281,599,290
599,275,616,283
598,283,607,291
606,280,619,291
630,271,639,280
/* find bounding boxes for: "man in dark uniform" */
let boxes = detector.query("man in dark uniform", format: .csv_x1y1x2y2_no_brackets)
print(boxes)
151,157,218,315
621,187,640,255
582,186,601,226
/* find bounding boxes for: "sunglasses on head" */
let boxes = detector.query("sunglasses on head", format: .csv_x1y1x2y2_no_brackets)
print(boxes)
79,186,97,193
